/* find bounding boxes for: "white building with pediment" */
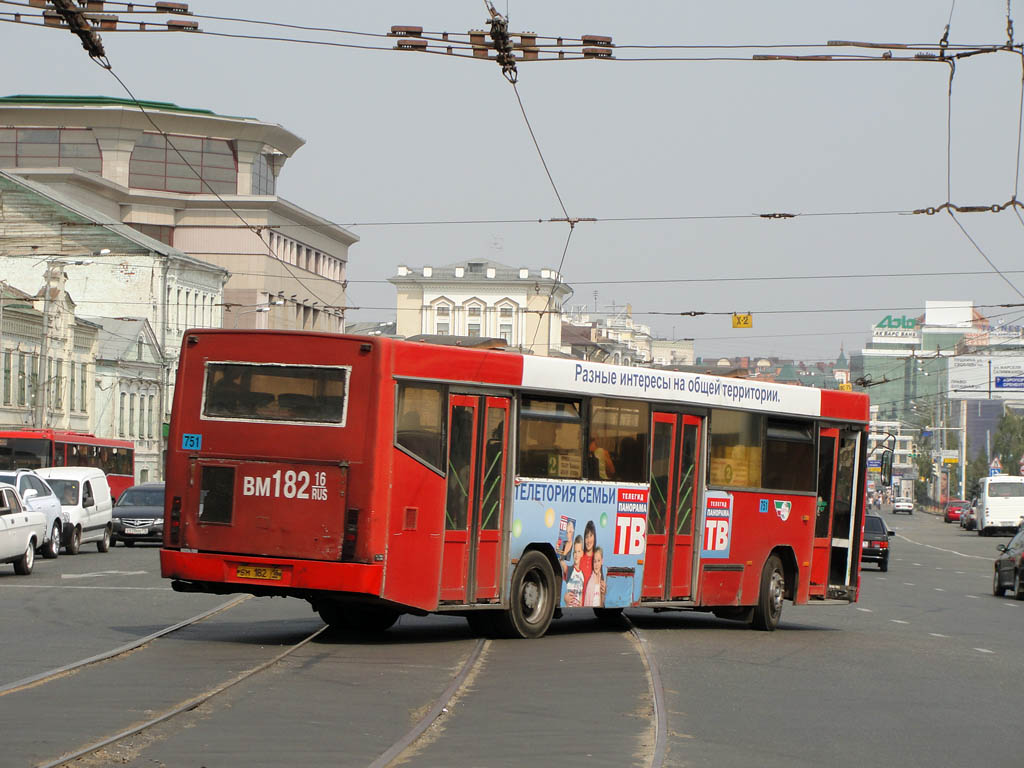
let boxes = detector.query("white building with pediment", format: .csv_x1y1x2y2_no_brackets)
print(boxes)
389,260,571,355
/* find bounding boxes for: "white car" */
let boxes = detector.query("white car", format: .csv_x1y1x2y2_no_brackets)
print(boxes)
36,467,114,554
0,469,63,558
0,482,47,574
893,497,914,515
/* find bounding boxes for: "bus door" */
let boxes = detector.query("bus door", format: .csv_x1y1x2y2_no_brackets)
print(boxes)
440,395,510,603
811,428,862,596
643,412,701,600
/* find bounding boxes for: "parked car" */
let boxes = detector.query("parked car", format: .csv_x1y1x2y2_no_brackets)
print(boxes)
36,467,114,554
111,483,165,545
0,469,63,559
992,525,1024,599
893,496,914,515
961,501,977,531
943,499,969,524
0,482,47,574
861,513,893,571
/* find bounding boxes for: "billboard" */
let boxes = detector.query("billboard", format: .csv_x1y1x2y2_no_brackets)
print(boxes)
948,356,1024,400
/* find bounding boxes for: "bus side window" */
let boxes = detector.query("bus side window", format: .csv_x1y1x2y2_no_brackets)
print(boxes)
518,398,582,480
587,398,648,483
395,383,444,471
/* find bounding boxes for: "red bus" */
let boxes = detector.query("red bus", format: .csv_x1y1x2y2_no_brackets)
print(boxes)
161,330,871,638
0,429,136,499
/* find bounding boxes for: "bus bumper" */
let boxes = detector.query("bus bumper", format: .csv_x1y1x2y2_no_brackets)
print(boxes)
160,548,384,598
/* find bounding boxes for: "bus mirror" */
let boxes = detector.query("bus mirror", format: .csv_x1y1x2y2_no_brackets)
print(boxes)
880,450,893,486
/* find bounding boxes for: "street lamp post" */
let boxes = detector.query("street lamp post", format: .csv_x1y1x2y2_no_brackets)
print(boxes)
233,306,270,328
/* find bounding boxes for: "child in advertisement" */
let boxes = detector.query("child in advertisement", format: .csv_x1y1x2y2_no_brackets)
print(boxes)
557,516,576,578
564,535,585,606
583,546,606,607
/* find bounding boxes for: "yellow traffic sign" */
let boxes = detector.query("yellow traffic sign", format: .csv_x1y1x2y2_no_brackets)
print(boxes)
839,382,853,392
732,313,752,329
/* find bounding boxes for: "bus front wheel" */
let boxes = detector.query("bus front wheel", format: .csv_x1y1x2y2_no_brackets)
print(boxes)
752,555,785,631
498,550,556,639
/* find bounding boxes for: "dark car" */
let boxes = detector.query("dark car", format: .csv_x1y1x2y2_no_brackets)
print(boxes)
111,482,165,546
944,499,969,524
961,502,978,531
992,525,1024,599
861,513,893,571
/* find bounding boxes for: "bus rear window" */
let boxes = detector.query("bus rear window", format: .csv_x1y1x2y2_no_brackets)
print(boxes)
203,363,349,425
988,482,1024,498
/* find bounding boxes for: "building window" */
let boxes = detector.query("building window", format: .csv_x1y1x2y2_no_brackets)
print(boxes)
2,351,10,405
79,363,87,411
119,392,126,436
55,358,63,410
129,131,237,194
500,324,513,343
129,393,136,437
0,127,102,174
149,394,155,439
436,305,450,317
499,305,514,319
69,362,75,412
137,338,144,361
251,152,276,195
436,323,450,335
468,306,481,318
468,323,481,338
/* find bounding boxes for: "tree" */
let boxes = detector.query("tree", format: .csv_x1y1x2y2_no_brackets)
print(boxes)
966,445,989,500
993,409,1024,477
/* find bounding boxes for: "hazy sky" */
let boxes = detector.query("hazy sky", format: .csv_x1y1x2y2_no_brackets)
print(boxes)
6,1,1024,363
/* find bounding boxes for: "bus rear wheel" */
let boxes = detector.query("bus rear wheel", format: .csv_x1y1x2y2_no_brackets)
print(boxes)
752,555,785,631
497,550,556,639
317,602,400,633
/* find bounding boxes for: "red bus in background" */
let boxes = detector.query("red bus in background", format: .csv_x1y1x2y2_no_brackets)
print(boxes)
161,330,870,638
0,429,135,499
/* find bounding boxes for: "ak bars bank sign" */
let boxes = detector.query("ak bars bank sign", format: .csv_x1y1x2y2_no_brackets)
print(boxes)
872,315,920,341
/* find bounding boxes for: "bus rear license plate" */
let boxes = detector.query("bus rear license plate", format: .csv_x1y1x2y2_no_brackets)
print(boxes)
236,565,283,581
124,527,149,535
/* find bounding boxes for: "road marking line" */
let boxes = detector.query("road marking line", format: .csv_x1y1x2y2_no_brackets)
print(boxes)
934,588,945,592
0,585,170,591
856,607,872,612
61,570,148,580
929,633,949,638
891,619,909,624
903,583,915,586
913,562,922,566
974,648,994,654
966,595,979,599
955,571,965,575
894,533,989,560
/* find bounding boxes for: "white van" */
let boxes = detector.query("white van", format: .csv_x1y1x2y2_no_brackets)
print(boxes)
975,474,1024,537
35,467,114,554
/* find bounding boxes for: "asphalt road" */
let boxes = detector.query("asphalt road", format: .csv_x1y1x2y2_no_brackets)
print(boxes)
0,513,1019,768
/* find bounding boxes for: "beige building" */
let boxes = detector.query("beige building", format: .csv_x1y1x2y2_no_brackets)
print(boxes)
0,94,357,332
389,260,571,355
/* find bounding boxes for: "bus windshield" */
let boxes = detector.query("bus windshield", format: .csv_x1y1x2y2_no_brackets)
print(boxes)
0,437,50,470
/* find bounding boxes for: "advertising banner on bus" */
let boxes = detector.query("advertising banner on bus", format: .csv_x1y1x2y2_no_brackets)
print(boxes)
511,478,649,608
521,357,822,417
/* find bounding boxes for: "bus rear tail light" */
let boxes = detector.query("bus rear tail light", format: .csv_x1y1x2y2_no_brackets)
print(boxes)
341,508,359,562
169,496,182,546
